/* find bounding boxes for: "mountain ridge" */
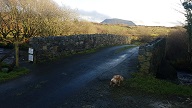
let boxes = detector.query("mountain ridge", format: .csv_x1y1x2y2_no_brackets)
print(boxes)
101,18,136,26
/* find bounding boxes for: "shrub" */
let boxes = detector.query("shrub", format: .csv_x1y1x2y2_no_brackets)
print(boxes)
0,67,29,83
166,28,189,70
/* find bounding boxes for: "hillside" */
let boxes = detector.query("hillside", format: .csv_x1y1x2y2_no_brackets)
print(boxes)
101,18,136,26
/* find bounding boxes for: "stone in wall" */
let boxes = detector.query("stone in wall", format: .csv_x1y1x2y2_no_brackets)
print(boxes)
138,38,166,76
29,34,131,63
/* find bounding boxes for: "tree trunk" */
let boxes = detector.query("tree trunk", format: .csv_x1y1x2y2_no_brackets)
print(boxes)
15,40,19,67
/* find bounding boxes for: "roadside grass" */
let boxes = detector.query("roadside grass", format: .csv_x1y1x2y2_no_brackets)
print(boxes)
125,73,192,96
1,62,10,67
65,45,121,57
75,48,97,55
114,45,136,54
0,67,29,83
61,48,99,59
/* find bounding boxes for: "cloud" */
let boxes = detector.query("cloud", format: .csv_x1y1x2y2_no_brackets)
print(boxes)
77,10,111,22
168,21,184,26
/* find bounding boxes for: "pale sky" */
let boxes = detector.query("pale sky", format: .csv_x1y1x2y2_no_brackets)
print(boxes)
54,0,186,27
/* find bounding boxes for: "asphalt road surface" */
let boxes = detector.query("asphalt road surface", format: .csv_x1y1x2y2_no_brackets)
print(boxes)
0,45,139,108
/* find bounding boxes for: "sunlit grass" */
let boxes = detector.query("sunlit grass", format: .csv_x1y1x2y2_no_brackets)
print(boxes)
125,73,192,96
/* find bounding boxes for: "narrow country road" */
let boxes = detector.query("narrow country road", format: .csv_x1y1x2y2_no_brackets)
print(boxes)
0,45,139,108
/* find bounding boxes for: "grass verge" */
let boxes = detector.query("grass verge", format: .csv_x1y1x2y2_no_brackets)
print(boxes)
0,67,29,83
64,45,117,57
125,73,192,96
115,45,136,54
75,48,97,55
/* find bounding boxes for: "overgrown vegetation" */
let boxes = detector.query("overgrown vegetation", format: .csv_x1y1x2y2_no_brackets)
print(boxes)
0,0,179,48
0,0,186,46
0,67,29,83
182,0,192,64
166,27,192,71
125,73,192,96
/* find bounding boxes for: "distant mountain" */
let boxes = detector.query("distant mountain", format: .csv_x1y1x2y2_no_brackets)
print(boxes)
101,18,136,26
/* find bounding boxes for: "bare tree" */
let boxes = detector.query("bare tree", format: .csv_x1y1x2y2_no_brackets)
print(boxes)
0,1,12,39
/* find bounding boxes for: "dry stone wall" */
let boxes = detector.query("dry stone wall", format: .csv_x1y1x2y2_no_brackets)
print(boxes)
29,34,131,63
138,38,166,76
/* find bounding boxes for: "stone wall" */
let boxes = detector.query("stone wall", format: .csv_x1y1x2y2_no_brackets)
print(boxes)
138,38,166,76
29,34,131,63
